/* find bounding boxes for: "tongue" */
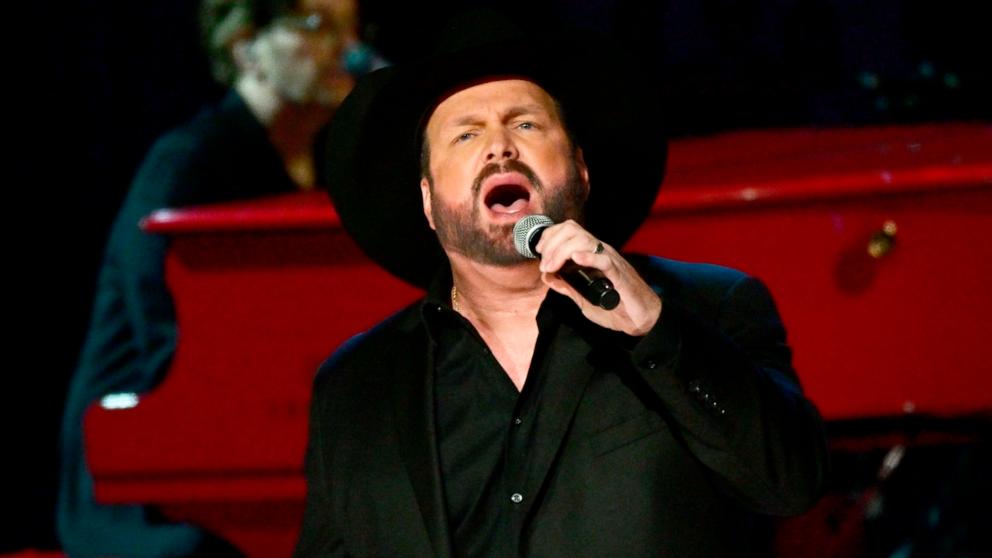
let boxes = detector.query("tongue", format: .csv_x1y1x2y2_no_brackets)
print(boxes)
491,198,528,214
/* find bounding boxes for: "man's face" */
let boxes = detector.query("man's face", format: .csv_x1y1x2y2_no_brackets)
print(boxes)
253,0,358,106
420,79,590,266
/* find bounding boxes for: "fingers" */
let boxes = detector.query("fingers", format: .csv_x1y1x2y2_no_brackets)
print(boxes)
570,250,611,271
536,220,663,336
536,220,611,274
541,271,592,311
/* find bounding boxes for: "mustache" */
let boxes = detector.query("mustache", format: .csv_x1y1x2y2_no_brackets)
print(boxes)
472,160,544,197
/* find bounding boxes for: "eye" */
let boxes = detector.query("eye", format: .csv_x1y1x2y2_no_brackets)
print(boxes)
517,121,536,130
454,131,476,144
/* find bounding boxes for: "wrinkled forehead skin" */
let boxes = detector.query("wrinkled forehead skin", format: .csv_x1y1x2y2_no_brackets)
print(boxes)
431,79,569,148
417,75,571,153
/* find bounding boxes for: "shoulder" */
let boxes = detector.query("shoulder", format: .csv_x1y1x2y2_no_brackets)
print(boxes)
312,300,426,395
158,92,260,153
142,98,247,168
126,109,232,205
631,254,783,329
632,254,749,295
129,93,278,206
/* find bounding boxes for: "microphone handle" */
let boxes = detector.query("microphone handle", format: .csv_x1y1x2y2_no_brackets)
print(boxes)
559,261,621,310
526,225,621,310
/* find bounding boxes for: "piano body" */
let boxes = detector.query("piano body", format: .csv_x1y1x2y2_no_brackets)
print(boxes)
85,123,992,556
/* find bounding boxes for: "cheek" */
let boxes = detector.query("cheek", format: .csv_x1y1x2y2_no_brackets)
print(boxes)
308,33,344,63
271,30,308,59
262,37,312,80
531,146,575,184
431,154,475,196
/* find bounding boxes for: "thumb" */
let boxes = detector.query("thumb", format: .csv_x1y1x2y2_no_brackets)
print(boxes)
542,272,583,304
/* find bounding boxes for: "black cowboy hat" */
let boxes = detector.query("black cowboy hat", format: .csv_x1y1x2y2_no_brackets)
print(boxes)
324,10,667,288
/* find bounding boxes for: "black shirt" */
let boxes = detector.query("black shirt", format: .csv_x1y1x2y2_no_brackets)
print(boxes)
422,274,608,558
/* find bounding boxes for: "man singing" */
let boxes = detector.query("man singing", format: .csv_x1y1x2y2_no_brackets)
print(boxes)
296,12,827,558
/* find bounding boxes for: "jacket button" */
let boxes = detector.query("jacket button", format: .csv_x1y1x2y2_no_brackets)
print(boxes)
644,359,658,369
510,493,523,504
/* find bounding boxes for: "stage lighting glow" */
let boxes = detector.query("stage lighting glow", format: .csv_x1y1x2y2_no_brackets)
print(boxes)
100,392,139,410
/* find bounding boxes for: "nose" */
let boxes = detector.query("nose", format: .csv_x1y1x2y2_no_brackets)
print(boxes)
485,128,518,162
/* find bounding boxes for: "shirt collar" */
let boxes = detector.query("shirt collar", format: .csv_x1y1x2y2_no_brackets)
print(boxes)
418,262,583,344
419,264,456,344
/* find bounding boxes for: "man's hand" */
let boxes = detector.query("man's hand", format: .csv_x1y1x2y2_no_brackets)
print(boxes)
535,220,662,336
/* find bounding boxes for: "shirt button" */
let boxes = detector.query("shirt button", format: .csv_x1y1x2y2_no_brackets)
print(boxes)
513,417,523,426
510,493,523,504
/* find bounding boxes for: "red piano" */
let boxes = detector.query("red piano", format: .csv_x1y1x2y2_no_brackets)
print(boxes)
85,123,992,556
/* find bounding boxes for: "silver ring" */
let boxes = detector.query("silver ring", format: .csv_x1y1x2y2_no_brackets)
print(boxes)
594,241,605,254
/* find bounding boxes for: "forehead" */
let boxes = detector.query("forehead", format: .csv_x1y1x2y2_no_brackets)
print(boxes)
426,79,560,133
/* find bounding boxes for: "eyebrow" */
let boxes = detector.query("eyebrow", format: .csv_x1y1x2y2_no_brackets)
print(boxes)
446,104,550,128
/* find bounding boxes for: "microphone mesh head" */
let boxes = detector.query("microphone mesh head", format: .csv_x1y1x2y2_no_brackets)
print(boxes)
513,214,554,258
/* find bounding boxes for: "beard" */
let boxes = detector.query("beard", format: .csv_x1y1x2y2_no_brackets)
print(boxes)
430,158,587,266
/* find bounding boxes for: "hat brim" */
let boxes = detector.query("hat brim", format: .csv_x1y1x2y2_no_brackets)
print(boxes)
325,30,667,288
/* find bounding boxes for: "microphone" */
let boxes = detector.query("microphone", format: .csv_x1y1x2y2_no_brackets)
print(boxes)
513,215,621,310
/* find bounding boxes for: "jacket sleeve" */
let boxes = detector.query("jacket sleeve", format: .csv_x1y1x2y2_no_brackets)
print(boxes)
294,355,355,557
628,274,828,516
100,135,196,390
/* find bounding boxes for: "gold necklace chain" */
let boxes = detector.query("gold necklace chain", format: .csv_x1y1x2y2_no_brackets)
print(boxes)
451,285,460,313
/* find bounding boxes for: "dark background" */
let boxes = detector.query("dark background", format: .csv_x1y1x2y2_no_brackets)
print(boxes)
11,0,990,551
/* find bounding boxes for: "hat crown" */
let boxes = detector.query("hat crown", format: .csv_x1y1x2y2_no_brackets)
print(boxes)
431,9,526,56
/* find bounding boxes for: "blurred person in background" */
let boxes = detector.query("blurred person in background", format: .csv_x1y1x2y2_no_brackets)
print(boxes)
57,0,375,555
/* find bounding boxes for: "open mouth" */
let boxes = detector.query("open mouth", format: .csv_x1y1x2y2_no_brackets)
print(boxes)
484,183,531,214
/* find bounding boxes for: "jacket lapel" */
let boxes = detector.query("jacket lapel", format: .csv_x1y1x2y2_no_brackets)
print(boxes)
518,308,598,521
517,270,667,521
390,325,453,558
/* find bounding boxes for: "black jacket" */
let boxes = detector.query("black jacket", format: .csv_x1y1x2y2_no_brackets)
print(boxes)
295,256,828,557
